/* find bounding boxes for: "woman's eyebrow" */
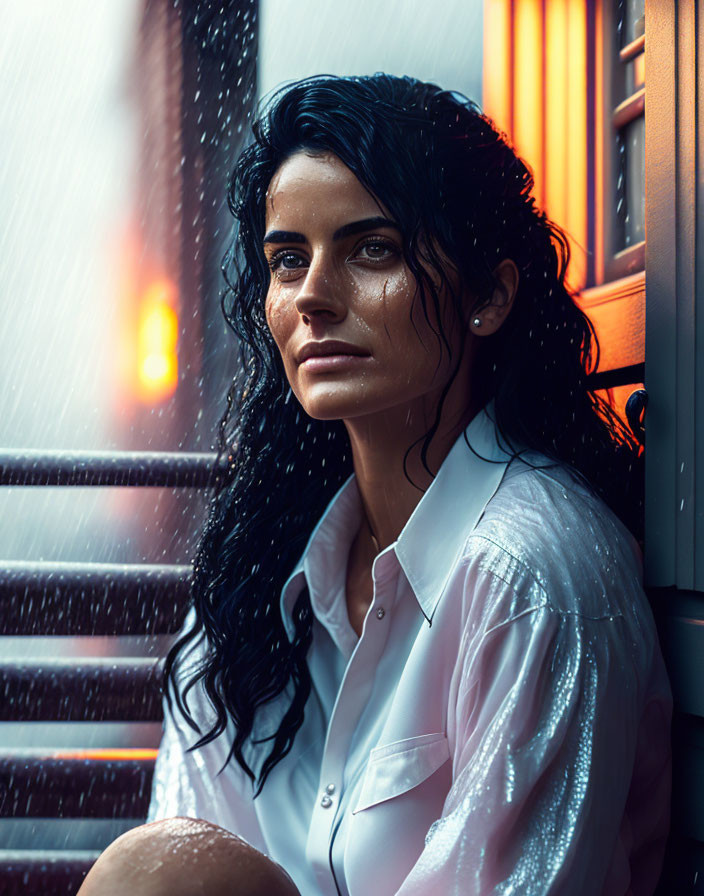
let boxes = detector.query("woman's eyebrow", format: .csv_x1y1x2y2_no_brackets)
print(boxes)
263,216,400,245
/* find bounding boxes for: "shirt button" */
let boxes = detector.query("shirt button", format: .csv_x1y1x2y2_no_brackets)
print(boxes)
320,795,333,808
376,607,386,619
325,783,335,794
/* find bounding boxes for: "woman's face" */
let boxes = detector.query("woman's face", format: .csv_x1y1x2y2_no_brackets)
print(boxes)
263,150,468,423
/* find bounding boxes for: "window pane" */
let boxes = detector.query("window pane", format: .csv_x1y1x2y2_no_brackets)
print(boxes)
614,115,646,251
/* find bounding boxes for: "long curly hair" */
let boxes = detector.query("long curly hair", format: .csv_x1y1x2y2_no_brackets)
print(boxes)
163,73,643,796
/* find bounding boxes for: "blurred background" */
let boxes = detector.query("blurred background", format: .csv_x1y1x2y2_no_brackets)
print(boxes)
0,0,652,877
0,0,487,568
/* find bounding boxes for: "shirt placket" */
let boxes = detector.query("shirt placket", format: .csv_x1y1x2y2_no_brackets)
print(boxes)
305,555,397,896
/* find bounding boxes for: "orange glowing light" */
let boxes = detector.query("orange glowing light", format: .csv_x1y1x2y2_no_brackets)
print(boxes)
634,52,645,88
47,749,159,761
513,0,544,207
137,278,179,403
564,0,587,291
483,0,589,293
545,0,569,227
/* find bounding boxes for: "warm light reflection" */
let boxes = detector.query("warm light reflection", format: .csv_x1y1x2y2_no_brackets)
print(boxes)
137,279,178,403
594,0,605,283
595,383,644,437
49,749,158,761
483,0,588,292
634,52,645,88
513,0,544,207
565,0,587,290
545,0,568,226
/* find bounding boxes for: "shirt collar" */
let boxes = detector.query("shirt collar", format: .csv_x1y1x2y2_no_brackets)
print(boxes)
279,400,516,638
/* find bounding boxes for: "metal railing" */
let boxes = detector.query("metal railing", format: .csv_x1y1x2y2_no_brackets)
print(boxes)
0,562,192,636
0,450,227,487
0,452,223,895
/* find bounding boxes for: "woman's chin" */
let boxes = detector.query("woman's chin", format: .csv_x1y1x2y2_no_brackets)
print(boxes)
302,404,364,422
301,396,386,422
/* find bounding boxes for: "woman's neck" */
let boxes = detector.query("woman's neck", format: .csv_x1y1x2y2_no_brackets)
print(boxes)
343,392,482,554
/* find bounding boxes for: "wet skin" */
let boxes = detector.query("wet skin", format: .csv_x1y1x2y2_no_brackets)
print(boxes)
263,150,467,429
76,817,301,896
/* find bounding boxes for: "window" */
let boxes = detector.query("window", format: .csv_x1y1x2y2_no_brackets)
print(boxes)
482,0,646,426
601,0,645,281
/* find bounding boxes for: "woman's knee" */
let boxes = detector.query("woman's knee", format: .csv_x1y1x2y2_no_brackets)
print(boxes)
77,816,300,896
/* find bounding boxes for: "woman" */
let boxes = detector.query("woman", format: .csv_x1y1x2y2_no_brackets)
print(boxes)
79,73,672,896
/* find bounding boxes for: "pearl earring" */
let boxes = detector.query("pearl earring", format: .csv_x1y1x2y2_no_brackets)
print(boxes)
472,317,482,327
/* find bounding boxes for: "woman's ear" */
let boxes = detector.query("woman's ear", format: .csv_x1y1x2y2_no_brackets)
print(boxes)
471,258,519,336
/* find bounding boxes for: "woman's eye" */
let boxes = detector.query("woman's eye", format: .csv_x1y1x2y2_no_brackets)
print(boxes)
268,252,306,277
354,239,397,261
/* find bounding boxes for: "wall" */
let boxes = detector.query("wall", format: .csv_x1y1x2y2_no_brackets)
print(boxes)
258,0,483,107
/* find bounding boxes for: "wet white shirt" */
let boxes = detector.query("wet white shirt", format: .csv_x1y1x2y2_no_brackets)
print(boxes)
147,404,672,896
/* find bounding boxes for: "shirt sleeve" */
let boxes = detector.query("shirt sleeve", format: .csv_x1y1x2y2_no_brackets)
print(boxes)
395,577,649,896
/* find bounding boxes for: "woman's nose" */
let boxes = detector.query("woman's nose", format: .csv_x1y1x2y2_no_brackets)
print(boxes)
293,256,346,322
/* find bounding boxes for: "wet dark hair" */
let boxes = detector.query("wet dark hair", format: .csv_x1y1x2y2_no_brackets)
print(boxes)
163,73,643,796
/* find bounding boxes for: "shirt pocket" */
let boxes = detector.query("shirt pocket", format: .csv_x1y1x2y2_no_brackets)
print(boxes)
351,731,450,815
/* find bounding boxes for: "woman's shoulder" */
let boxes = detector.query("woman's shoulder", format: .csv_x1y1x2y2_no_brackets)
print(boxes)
462,450,646,626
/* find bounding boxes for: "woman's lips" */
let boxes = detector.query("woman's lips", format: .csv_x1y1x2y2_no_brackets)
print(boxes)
300,354,372,372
